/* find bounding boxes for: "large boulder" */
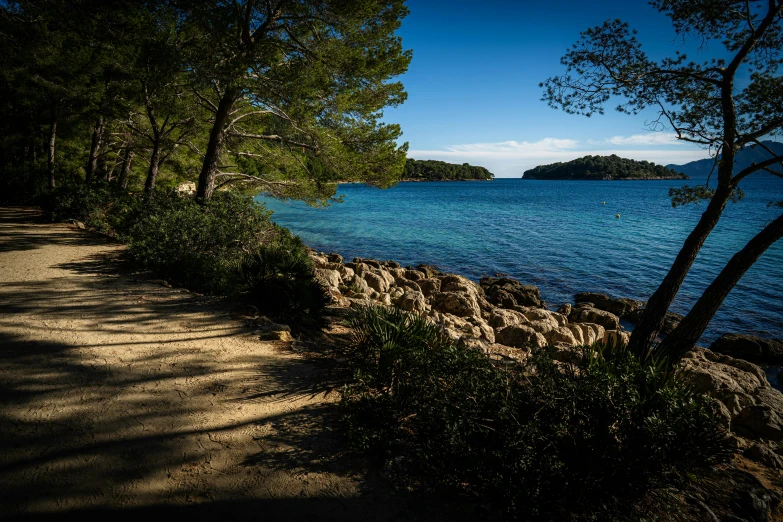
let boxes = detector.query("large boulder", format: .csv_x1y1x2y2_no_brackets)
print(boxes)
480,277,542,308
567,323,606,346
568,305,620,330
546,326,578,346
403,269,426,281
395,287,427,314
574,292,644,317
314,268,341,290
430,291,481,318
354,257,381,269
495,324,547,349
709,334,783,364
734,405,783,442
326,253,343,264
487,308,529,329
362,271,390,294
416,278,441,297
679,348,783,442
602,329,630,347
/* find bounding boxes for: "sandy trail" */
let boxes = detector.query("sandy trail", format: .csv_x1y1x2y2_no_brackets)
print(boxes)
0,208,427,521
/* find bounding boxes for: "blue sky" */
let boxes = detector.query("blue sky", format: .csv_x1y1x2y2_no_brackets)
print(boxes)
387,0,728,177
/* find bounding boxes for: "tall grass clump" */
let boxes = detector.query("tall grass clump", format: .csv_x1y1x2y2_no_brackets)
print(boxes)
342,305,731,520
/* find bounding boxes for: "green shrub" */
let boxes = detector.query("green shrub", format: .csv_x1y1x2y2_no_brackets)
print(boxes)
242,235,330,329
342,306,731,520
125,191,276,294
43,181,139,235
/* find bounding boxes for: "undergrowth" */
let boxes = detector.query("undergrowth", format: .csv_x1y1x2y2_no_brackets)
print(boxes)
342,305,731,520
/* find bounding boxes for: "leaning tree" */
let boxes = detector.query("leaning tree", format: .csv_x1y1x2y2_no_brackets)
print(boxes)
175,0,412,202
542,0,783,360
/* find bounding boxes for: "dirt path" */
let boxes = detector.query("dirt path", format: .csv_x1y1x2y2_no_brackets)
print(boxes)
0,208,432,521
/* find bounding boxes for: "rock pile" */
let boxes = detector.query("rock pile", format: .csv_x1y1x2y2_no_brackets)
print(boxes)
311,253,629,361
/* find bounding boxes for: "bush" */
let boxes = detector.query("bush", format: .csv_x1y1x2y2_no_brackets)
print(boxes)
125,191,276,294
243,235,330,329
43,181,139,235
342,306,731,520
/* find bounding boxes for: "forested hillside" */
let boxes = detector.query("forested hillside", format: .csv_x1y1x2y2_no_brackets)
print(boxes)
523,154,688,180
403,159,494,180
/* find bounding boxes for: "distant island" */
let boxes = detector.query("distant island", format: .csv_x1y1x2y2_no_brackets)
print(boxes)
523,154,689,180
667,140,783,179
403,159,494,181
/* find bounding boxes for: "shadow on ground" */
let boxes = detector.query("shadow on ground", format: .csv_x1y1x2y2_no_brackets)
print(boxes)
0,209,471,521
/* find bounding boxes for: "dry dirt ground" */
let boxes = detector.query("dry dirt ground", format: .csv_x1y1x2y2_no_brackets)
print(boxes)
0,208,452,521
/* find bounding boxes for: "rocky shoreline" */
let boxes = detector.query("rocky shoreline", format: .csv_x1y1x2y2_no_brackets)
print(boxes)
311,251,783,476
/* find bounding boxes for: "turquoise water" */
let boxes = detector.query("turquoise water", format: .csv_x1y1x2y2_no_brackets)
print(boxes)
257,178,783,343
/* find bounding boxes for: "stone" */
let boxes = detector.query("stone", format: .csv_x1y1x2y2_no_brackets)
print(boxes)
430,292,481,318
396,287,427,313
487,308,529,329
415,264,441,278
314,268,341,290
679,349,768,406
734,405,783,442
495,324,547,349
354,257,381,269
376,268,396,288
568,305,620,330
362,271,389,293
380,292,392,306
602,329,630,347
257,322,293,342
714,400,732,430
416,278,441,297
546,326,578,346
175,181,196,196
557,303,572,316
326,253,343,264
480,277,542,308
310,254,330,269
709,334,783,364
566,323,605,346
574,292,644,317
383,260,402,269
744,443,783,469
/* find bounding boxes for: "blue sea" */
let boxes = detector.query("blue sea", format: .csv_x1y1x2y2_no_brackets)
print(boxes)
257,177,783,344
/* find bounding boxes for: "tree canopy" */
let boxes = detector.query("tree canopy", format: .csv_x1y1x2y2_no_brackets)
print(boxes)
0,0,412,204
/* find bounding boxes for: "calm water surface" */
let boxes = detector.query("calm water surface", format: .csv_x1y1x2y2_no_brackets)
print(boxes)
257,178,783,343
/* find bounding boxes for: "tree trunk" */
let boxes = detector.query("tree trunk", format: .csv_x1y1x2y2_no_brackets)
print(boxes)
196,88,239,201
85,117,104,184
118,147,134,190
656,212,783,360
144,139,162,197
47,108,57,190
627,180,734,359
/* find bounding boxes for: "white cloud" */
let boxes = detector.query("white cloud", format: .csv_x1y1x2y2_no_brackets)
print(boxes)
605,133,682,146
408,136,709,178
